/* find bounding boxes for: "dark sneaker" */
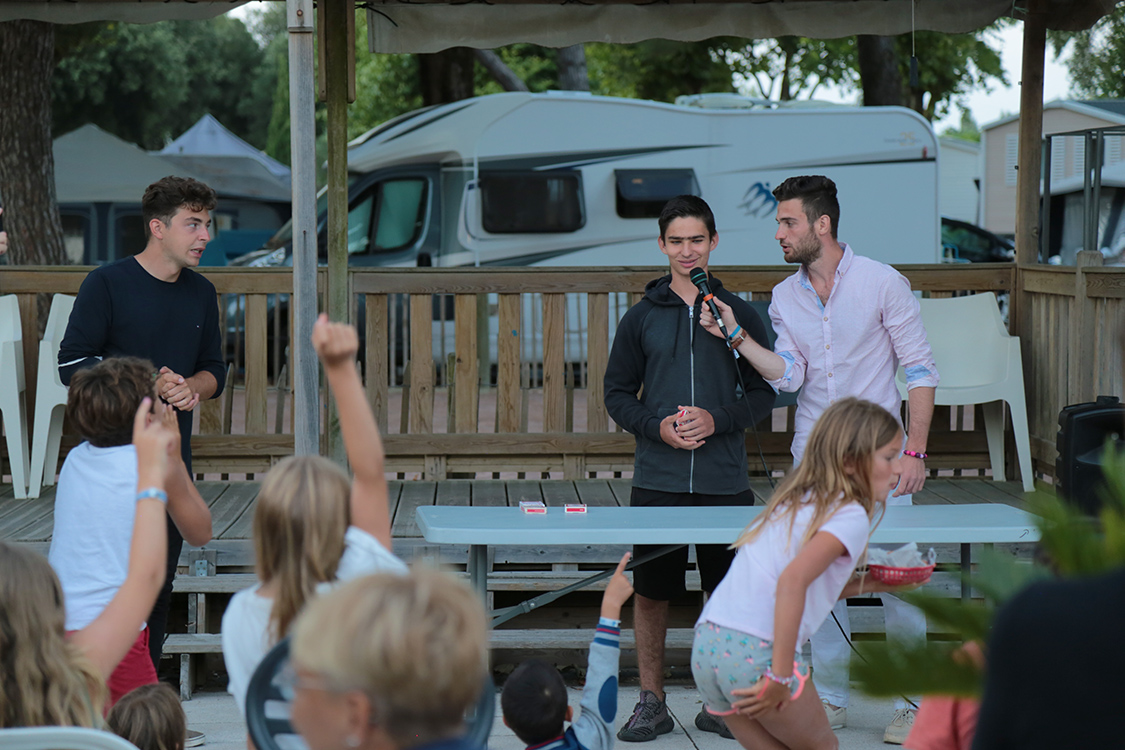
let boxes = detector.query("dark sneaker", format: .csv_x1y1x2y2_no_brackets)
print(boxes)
694,708,735,739
618,690,674,742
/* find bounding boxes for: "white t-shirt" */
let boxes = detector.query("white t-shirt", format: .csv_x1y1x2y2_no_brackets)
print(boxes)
48,442,141,632
221,526,407,717
699,499,871,647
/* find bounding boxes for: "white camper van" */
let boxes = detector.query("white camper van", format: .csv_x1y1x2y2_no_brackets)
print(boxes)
238,91,940,270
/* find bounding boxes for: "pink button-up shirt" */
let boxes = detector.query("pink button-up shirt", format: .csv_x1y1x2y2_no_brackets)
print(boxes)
768,244,939,463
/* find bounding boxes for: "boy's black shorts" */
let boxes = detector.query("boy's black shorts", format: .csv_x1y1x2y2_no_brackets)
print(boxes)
629,485,756,601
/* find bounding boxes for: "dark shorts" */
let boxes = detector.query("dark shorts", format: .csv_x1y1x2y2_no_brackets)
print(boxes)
629,486,756,601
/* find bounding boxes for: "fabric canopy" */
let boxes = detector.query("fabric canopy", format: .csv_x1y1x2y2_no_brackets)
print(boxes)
366,0,1118,54
54,124,186,203
0,0,244,23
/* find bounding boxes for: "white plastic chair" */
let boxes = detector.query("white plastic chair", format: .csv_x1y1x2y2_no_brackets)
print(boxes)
27,294,75,497
0,295,30,498
897,292,1034,492
0,727,140,750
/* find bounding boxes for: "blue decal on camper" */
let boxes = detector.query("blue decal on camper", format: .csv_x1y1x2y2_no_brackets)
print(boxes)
739,182,777,219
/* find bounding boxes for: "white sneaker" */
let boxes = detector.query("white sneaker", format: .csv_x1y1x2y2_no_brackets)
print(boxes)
883,708,916,745
822,700,847,730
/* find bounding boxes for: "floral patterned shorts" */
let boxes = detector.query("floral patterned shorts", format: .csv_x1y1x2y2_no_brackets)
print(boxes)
691,620,810,714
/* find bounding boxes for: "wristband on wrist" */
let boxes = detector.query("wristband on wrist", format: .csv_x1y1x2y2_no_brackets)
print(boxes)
136,487,168,505
727,324,742,340
763,663,809,701
902,449,928,459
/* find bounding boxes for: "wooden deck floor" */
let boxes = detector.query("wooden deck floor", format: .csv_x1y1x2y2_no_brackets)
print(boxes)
2,477,1032,569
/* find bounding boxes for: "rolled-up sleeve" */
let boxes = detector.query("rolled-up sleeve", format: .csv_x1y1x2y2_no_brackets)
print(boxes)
767,298,806,393
881,276,939,391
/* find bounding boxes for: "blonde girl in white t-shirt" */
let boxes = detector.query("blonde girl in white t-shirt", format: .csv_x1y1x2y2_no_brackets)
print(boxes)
693,398,909,750
222,315,407,719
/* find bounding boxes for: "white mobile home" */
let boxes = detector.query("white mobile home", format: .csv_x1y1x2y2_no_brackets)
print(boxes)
243,92,939,270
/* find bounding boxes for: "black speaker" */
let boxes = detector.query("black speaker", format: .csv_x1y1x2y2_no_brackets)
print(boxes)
1056,396,1125,514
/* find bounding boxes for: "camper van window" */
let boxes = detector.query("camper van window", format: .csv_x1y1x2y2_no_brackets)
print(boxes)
347,177,428,255
113,209,145,263
480,171,584,233
615,169,700,219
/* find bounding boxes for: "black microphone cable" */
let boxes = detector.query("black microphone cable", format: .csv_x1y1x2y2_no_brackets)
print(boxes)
689,268,776,499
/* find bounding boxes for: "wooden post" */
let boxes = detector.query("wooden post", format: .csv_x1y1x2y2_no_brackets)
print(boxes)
1013,0,1046,346
322,0,352,463
1070,250,1104,405
287,0,320,457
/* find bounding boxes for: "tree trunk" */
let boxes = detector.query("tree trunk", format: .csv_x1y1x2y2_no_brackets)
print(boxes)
474,50,529,92
857,35,904,107
419,47,475,106
0,20,68,267
556,45,589,91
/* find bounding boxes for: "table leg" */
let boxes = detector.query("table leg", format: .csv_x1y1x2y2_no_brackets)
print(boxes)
468,544,489,604
961,543,971,604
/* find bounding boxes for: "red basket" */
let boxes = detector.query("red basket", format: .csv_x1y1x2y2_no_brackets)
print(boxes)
866,563,935,586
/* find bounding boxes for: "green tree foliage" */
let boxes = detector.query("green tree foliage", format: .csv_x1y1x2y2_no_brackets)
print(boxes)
53,16,277,151
734,30,1004,121
1053,5,1125,98
942,109,982,143
854,446,1125,699
586,40,739,102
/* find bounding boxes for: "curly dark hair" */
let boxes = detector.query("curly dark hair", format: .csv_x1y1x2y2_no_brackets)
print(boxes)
142,176,217,238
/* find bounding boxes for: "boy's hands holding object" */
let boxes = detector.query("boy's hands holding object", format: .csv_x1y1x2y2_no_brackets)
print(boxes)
601,552,634,621
312,312,359,369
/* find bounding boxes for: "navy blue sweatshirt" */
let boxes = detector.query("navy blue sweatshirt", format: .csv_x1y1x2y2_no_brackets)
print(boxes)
603,273,775,495
58,257,226,473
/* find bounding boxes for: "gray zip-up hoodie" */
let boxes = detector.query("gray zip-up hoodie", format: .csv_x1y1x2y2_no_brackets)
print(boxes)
604,273,775,495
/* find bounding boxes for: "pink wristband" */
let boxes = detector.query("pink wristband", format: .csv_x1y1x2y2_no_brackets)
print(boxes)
902,449,928,459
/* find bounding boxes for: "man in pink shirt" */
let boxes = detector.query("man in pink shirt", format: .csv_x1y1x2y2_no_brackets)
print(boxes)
700,175,939,744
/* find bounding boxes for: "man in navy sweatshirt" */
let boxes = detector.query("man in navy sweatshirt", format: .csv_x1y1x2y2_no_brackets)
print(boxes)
604,195,775,741
58,175,226,669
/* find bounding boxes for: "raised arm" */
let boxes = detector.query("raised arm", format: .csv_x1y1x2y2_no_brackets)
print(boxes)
72,398,175,680
312,313,392,549
160,402,213,546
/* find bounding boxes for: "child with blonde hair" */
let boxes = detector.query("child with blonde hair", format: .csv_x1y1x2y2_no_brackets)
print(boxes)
692,398,915,750
1,398,178,727
222,314,407,718
107,682,186,750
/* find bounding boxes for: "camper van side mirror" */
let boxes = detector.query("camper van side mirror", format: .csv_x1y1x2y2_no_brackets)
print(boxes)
417,252,433,267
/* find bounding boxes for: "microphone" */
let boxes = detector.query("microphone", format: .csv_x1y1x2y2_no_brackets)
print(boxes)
690,267,730,338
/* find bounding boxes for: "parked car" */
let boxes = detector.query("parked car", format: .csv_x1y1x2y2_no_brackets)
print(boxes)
940,217,1015,264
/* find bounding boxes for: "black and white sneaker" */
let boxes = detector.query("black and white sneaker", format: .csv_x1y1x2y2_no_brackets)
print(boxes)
617,690,674,742
694,707,735,739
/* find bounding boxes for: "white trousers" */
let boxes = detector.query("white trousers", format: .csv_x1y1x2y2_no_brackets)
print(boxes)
809,592,926,709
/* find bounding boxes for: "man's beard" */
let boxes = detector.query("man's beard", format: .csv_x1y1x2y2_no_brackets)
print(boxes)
784,232,822,266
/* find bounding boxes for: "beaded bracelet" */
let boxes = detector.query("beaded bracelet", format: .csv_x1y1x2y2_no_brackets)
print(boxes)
136,487,168,505
902,449,928,459
763,663,809,701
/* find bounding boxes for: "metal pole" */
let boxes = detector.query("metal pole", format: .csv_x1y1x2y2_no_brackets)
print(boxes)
288,0,320,455
1040,135,1051,263
1083,131,1094,256
1093,130,1104,253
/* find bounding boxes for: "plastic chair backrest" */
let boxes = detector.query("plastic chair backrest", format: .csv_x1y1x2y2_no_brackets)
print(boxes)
44,294,76,346
43,294,77,387
0,295,22,345
245,638,307,750
0,727,140,750
246,638,495,750
916,292,1010,388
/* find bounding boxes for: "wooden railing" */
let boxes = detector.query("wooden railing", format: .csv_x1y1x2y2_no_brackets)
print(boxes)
9,261,1119,483
1020,251,1125,469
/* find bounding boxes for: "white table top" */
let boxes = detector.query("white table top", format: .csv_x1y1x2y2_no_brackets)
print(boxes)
415,503,1040,546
